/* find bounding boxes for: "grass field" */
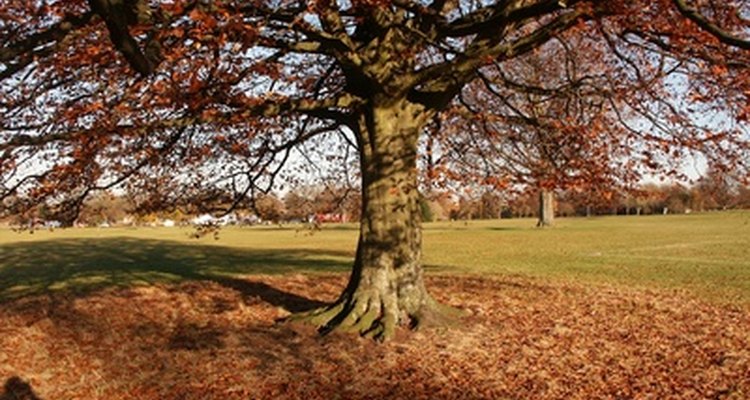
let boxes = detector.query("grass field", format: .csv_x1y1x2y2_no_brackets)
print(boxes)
1,211,749,399
423,211,750,304
1,211,749,304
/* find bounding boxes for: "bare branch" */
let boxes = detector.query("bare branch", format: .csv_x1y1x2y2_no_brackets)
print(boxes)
673,0,750,50
443,0,571,38
0,12,95,79
411,7,592,109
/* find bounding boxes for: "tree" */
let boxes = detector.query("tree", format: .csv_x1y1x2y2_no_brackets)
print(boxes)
2,1,749,340
695,164,739,210
737,185,750,209
663,183,691,214
78,191,130,226
254,193,285,223
466,37,628,227
283,190,314,221
451,191,503,220
422,11,747,226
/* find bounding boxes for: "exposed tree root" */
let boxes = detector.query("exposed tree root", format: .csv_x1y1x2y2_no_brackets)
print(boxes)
411,296,466,329
288,291,463,342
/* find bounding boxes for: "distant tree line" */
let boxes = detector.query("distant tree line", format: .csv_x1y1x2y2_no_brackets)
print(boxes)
440,169,750,221
4,169,748,229
3,184,362,228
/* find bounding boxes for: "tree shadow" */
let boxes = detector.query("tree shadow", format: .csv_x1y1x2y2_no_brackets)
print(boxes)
168,322,226,351
211,276,328,312
0,237,350,309
0,238,361,397
0,377,42,400
485,227,523,231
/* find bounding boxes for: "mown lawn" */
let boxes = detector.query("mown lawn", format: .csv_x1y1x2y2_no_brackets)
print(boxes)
1,212,749,399
2,211,748,304
423,211,750,304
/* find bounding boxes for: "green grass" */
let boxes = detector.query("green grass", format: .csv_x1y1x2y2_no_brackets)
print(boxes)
423,212,750,303
1,211,749,304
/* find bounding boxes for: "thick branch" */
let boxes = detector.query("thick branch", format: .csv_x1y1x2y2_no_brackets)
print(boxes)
223,93,362,123
411,8,591,109
443,0,571,38
248,7,364,81
88,0,157,76
673,0,750,50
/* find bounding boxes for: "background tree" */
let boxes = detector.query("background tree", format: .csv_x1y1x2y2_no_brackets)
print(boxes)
423,7,750,226
1,0,749,340
312,186,353,219
449,190,504,220
736,185,750,209
78,191,130,226
450,35,632,227
254,193,285,224
283,189,315,222
694,164,739,210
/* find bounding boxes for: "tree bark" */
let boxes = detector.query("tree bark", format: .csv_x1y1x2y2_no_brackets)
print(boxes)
294,97,455,340
537,189,554,227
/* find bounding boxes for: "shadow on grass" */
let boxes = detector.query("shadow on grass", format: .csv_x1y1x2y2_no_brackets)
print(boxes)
0,237,351,306
0,238,363,398
484,227,525,232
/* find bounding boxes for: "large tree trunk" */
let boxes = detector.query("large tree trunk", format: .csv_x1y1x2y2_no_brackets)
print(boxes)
537,188,555,227
295,97,454,340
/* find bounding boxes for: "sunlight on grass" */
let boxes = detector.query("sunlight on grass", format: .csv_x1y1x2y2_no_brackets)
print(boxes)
1,211,748,304
421,212,750,303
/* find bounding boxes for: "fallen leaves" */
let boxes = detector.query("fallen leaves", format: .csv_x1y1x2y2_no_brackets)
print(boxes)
0,274,748,399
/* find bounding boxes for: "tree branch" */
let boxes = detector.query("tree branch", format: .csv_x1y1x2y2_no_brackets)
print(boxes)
411,7,591,109
221,93,362,122
0,12,94,63
442,0,574,38
673,0,750,50
88,0,158,76
0,12,94,79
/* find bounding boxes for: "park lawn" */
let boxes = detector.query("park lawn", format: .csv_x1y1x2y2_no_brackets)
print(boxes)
1,210,748,304
422,211,750,305
1,211,749,399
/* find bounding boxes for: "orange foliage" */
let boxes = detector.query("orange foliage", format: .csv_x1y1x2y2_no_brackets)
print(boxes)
1,274,748,399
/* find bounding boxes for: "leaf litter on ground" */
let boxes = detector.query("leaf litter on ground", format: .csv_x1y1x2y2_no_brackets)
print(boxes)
0,273,748,399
